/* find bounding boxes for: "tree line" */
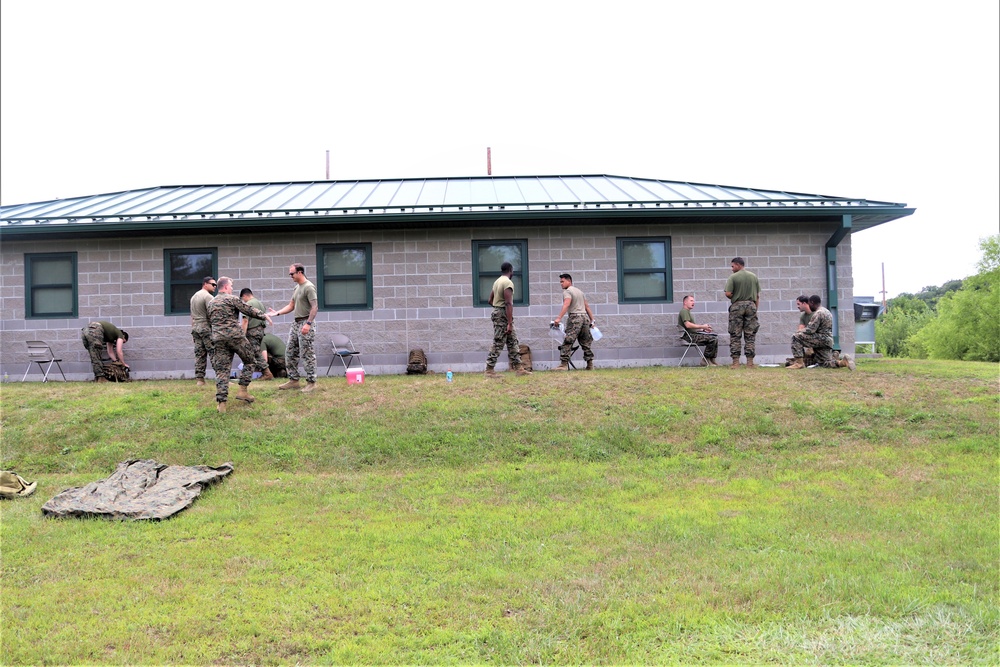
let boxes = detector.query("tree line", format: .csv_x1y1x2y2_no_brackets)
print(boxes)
875,235,999,362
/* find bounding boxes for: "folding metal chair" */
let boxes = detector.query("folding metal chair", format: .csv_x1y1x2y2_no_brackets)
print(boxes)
22,340,67,382
325,333,364,376
549,323,583,370
677,326,710,367
566,344,582,370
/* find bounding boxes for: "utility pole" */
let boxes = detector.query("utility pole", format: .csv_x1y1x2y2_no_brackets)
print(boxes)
880,263,888,310
325,150,330,180
487,147,491,176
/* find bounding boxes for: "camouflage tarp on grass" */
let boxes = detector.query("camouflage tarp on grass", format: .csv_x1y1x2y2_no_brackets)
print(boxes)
42,459,233,520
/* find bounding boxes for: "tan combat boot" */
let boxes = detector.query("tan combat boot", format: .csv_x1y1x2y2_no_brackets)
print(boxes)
196,378,206,386
484,365,499,378
217,401,227,414
278,379,301,390
585,360,594,370
552,363,569,371
96,376,108,383
838,354,856,370
261,368,274,381
706,358,719,366
730,357,741,369
745,359,756,369
787,358,806,370
235,386,255,403
301,381,317,393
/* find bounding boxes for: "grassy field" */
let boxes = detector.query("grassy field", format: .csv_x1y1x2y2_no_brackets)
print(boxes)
1,359,997,665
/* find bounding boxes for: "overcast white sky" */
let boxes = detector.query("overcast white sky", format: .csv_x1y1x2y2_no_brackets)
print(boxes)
2,1,997,299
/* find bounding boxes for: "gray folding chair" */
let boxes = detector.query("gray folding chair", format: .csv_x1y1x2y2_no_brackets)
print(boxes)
677,326,710,367
325,333,364,376
22,340,67,382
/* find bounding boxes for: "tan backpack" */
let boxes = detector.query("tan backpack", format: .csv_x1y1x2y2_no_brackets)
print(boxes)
0,471,37,498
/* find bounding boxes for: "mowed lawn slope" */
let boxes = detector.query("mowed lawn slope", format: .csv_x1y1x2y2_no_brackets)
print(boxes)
1,359,997,664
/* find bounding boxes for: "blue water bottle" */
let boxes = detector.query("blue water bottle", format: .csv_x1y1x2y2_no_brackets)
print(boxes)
446,368,453,382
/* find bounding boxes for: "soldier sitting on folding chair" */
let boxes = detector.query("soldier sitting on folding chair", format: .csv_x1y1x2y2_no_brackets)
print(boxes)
677,295,719,366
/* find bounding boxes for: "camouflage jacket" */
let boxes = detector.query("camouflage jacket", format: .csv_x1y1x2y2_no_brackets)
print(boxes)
803,306,834,343
208,293,266,341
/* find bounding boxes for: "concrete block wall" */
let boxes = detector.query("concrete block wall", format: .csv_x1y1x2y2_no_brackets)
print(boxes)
0,220,855,380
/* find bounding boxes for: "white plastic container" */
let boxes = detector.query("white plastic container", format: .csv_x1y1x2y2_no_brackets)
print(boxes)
590,325,603,341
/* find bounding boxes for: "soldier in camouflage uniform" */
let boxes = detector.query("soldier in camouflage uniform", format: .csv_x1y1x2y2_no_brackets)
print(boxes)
678,294,719,365
551,273,596,371
81,321,129,382
788,295,854,370
190,276,217,386
267,263,320,392
786,295,816,367
485,262,529,377
724,257,760,368
240,287,272,380
207,277,272,412
261,333,288,378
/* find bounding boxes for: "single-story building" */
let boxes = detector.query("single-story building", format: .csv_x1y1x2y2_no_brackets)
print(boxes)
0,174,914,380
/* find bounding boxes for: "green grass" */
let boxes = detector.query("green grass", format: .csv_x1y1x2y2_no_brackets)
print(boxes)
1,359,997,664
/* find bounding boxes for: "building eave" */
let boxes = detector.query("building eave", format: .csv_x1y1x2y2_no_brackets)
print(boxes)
0,204,915,241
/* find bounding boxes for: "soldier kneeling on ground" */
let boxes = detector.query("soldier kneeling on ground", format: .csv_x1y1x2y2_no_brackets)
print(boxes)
787,295,854,370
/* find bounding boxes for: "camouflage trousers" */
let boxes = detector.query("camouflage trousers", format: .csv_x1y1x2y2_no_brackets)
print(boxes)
210,335,263,403
559,313,594,364
683,331,718,359
728,301,759,359
487,308,521,368
286,320,316,383
792,332,838,368
192,327,213,379
80,323,107,378
268,355,288,378
245,327,267,376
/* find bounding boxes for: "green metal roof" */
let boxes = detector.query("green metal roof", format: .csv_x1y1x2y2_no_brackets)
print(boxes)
0,174,913,239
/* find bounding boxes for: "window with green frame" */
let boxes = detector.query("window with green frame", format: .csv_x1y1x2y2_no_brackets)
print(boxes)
164,248,217,315
317,244,373,310
473,240,529,306
25,252,78,318
617,237,673,303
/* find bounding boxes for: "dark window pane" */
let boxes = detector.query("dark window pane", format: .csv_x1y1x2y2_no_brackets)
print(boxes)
164,248,217,315
169,252,213,281
478,244,522,272
473,240,528,306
